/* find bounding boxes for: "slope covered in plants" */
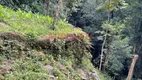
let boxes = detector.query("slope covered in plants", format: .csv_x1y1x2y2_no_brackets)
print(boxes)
0,5,111,80
0,5,87,37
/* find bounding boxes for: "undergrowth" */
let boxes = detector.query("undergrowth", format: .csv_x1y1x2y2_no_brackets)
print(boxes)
0,5,86,38
0,5,111,80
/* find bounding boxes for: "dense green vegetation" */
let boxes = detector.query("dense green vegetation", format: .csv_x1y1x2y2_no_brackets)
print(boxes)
0,4,111,80
69,0,142,80
0,5,84,36
0,0,142,80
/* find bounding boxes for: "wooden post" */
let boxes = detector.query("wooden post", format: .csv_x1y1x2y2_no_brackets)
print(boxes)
126,55,138,80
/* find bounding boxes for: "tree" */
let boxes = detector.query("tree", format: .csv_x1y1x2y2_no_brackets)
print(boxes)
53,0,62,27
124,0,142,79
96,0,128,71
44,0,50,15
108,35,132,79
0,0,44,13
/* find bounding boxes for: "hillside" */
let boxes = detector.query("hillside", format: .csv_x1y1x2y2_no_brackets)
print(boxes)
0,5,111,80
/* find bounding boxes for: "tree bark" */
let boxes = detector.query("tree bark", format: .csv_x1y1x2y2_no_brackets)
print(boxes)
126,55,138,80
53,0,62,27
99,32,107,70
103,0,111,70
99,0,110,71
103,39,110,71
44,0,50,15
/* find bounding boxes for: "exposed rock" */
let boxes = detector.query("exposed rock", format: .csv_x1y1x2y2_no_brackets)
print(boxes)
77,69,87,80
36,51,45,56
49,74,55,78
44,65,54,72
77,69,100,80
88,72,100,80
56,62,66,70
0,60,13,74
0,68,7,74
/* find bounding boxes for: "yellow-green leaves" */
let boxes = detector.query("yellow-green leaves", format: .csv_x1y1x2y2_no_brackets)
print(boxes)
96,0,128,11
0,5,87,39
102,22,125,34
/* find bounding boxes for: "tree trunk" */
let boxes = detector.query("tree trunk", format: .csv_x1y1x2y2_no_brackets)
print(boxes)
103,39,110,71
44,0,50,15
53,0,62,27
127,55,138,80
134,43,142,78
103,0,111,70
99,32,107,70
99,0,110,71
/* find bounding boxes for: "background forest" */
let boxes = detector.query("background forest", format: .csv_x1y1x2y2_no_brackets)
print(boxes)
0,0,142,80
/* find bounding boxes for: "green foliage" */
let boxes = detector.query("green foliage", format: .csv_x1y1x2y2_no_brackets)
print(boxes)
0,0,43,13
124,0,142,79
0,44,108,80
96,0,128,11
0,40,26,59
95,22,125,40
0,5,107,80
0,7,92,71
108,36,132,78
1,0,137,79
52,68,66,80
0,0,83,21
69,0,138,79
38,38,92,64
5,59,50,80
0,5,87,39
101,22,125,34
